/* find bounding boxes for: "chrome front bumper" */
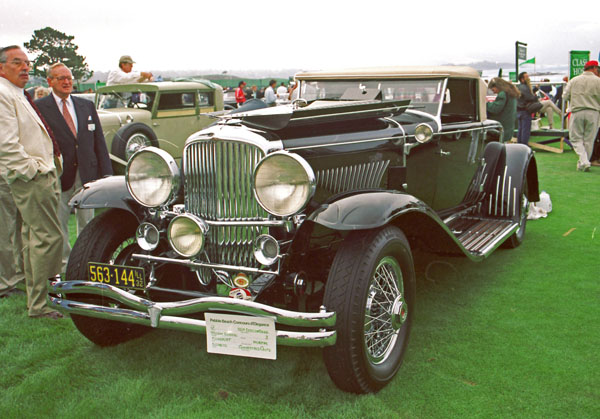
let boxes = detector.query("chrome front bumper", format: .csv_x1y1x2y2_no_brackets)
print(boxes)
48,281,337,347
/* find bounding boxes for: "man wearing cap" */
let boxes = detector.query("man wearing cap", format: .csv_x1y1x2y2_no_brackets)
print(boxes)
106,55,153,86
564,60,600,171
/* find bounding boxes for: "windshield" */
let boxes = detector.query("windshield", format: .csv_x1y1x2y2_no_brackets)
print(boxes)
298,79,446,117
97,91,156,110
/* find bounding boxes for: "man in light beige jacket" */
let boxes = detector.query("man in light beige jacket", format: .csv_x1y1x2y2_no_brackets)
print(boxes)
0,45,64,318
564,60,600,171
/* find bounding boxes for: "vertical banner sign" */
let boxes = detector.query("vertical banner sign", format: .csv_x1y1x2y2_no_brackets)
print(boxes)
517,44,527,60
570,50,590,79
515,41,527,80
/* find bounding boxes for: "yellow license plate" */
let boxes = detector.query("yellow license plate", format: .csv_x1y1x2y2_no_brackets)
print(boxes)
87,262,145,290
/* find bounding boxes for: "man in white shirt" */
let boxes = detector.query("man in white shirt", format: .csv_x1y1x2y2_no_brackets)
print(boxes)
106,55,153,86
276,82,288,101
264,79,277,107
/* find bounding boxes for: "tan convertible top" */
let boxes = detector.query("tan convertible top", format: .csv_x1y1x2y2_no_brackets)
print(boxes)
295,66,482,80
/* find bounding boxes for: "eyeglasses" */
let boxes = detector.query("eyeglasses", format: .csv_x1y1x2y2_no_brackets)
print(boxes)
8,59,31,67
53,76,74,82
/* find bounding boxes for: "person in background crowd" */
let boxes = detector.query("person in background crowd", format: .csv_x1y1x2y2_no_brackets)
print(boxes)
554,76,569,110
487,77,520,143
34,86,49,99
288,81,298,101
539,78,553,98
36,63,112,271
0,45,63,318
264,79,277,106
537,89,562,130
277,82,288,98
235,81,247,107
563,60,600,171
250,85,258,99
516,72,540,145
106,55,153,86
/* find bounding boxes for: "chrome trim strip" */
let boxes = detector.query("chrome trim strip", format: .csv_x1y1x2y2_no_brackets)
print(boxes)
501,166,507,217
205,219,288,227
131,253,279,276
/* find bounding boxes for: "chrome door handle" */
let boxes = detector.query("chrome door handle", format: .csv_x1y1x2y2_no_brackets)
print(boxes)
439,149,451,156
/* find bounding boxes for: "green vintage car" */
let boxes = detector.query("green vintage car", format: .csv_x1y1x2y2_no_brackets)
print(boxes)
95,81,224,172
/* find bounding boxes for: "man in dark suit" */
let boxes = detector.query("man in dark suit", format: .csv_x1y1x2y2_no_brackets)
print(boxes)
36,63,112,270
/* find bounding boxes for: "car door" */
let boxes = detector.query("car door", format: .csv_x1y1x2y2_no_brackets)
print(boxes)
432,78,485,211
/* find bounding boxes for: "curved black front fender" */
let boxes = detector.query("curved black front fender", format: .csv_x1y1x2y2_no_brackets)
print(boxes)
68,176,145,221
307,191,432,231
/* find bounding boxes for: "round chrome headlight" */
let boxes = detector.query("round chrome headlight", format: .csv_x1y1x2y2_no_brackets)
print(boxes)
167,215,208,258
126,147,180,207
253,152,315,217
253,234,280,266
414,123,434,143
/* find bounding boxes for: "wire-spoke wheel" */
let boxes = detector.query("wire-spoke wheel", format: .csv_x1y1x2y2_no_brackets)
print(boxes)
67,209,151,346
323,226,415,393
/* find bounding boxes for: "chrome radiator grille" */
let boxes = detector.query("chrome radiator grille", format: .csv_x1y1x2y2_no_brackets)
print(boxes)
183,140,269,268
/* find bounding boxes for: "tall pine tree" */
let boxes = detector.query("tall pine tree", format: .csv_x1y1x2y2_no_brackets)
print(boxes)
24,27,93,81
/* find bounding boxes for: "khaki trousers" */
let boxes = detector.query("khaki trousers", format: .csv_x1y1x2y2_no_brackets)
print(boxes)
9,170,63,316
0,179,24,296
58,171,93,272
569,109,600,169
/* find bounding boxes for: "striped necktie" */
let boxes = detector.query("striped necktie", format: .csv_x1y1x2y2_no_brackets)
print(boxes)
62,99,77,138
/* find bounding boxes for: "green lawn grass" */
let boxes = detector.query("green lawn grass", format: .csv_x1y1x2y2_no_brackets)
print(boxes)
1,148,598,418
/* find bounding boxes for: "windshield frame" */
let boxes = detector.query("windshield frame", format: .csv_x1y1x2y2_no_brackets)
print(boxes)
297,78,448,119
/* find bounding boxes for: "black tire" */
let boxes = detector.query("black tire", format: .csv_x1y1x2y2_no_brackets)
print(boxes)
504,180,529,248
323,226,415,393
112,122,158,162
66,208,150,346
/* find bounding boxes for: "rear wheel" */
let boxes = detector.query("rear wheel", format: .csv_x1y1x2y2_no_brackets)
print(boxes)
66,208,150,346
323,226,415,393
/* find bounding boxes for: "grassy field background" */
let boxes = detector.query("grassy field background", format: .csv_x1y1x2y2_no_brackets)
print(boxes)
1,144,598,418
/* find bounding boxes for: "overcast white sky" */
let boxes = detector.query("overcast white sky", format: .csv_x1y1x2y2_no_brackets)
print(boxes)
1,0,599,74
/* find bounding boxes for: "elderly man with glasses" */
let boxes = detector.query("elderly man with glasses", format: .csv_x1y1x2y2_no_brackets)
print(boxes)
35,63,112,271
0,45,63,318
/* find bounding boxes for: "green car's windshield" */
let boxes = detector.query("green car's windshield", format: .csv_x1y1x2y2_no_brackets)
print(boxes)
97,91,156,110
298,79,445,117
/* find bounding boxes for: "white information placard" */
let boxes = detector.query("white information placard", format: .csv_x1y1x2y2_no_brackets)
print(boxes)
205,313,276,360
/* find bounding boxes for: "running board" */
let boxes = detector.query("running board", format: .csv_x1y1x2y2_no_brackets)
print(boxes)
446,216,519,256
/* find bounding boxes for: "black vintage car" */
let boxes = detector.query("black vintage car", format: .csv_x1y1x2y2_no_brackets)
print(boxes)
50,66,539,394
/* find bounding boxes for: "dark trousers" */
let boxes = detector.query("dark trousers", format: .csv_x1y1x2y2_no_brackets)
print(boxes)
517,110,532,145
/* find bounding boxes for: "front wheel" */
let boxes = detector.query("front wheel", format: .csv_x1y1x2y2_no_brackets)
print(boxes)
323,226,415,393
66,208,151,346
